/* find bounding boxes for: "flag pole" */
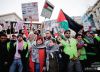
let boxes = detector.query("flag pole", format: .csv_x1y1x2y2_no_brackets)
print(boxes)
42,17,46,36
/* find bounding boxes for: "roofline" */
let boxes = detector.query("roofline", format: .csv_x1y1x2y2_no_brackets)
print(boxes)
85,0,99,14
93,0,100,9
24,21,42,24
0,12,22,20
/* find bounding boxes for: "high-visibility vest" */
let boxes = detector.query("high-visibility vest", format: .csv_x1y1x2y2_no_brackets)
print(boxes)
14,41,28,58
14,41,28,50
83,38,90,44
7,41,28,51
95,36,100,42
83,38,96,55
7,42,10,51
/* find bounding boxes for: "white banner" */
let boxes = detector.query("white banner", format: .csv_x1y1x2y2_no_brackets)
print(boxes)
83,22,91,31
22,2,39,21
43,20,57,32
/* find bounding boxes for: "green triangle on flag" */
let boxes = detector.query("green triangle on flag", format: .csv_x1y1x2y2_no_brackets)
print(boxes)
59,20,69,30
57,9,83,33
57,9,69,31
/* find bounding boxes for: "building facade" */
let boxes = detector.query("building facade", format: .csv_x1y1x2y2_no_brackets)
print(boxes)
82,0,100,31
0,13,22,34
92,0,100,30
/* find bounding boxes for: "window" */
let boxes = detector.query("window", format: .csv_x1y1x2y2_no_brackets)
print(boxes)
99,7,100,14
94,11,97,17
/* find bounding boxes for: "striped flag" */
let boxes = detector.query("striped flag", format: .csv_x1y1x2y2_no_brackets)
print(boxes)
57,9,83,33
57,9,69,31
41,0,54,18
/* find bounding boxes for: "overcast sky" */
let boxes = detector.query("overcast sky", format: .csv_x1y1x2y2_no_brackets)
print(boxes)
0,0,98,22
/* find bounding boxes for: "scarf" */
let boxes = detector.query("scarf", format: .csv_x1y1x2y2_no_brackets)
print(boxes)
14,41,23,59
85,36,94,44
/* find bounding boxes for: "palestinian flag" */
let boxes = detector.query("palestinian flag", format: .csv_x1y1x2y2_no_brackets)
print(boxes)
63,10,83,33
57,9,69,30
44,1,54,12
57,9,83,33
41,0,54,18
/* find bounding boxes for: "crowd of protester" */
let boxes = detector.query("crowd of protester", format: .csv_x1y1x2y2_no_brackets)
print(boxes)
0,29,100,72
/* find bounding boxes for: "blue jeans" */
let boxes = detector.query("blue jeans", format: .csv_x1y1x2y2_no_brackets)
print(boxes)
67,59,82,72
9,59,23,72
35,63,40,72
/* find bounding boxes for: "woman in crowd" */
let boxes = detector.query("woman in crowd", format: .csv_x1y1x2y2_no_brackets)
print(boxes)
30,36,46,72
46,38,60,72
28,32,36,72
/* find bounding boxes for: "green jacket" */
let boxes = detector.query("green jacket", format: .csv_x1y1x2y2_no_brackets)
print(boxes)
61,38,78,59
79,47,87,60
7,42,10,51
83,37,96,56
95,36,100,42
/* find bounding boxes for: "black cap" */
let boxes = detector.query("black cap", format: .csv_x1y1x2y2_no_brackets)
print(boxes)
0,31,7,37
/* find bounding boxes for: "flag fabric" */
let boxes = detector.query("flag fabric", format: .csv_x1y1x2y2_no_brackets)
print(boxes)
57,9,66,22
57,9,83,33
41,0,54,18
63,11,83,33
57,9,69,31
59,21,69,30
